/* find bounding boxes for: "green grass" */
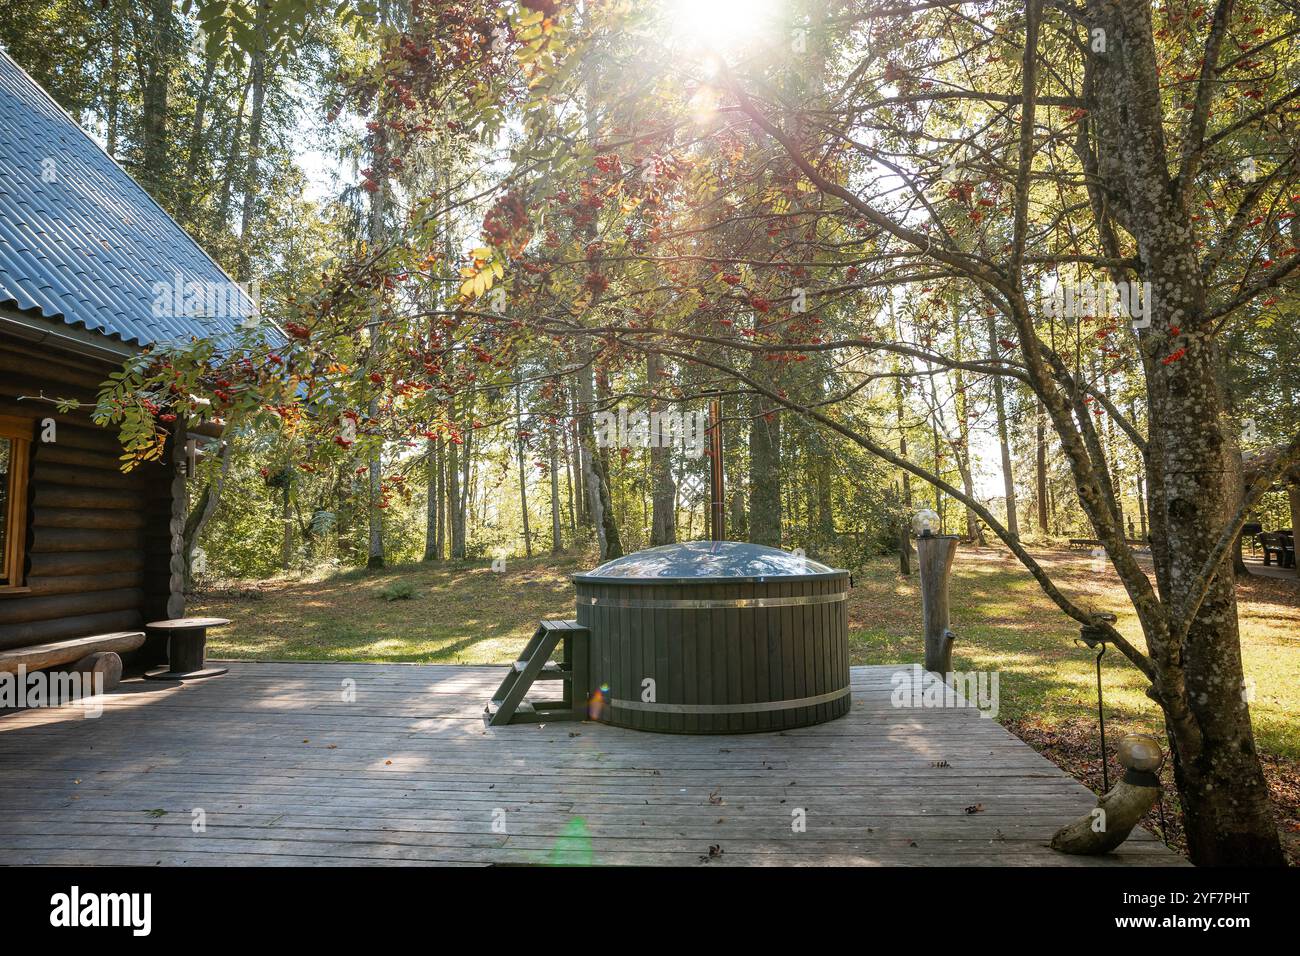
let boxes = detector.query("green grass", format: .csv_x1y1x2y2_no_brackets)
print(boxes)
845,548,1300,761
199,553,586,665
196,546,1300,760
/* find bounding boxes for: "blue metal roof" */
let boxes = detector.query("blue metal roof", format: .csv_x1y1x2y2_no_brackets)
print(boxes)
0,50,255,349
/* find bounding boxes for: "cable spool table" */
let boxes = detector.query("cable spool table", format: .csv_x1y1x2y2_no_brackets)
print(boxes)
143,617,231,681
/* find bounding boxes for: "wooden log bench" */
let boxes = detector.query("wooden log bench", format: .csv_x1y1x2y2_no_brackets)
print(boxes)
0,631,145,676
0,631,144,699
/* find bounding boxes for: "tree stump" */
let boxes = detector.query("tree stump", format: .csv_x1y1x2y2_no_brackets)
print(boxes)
917,534,958,674
69,651,123,693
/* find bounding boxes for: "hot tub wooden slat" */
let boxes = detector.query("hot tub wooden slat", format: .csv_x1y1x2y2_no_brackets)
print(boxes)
575,566,850,734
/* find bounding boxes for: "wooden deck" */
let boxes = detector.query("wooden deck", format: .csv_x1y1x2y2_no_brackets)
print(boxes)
0,662,1183,866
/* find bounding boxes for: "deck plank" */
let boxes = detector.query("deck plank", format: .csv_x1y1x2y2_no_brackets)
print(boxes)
0,662,1184,866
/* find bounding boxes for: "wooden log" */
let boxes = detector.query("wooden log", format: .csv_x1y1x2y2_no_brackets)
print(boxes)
30,507,147,531
68,651,123,691
29,526,143,554
917,534,958,674
33,484,145,511
0,588,145,626
34,462,149,491
24,571,145,597
0,361,102,397
24,421,123,454
0,611,143,651
0,397,96,432
0,337,117,381
0,632,144,674
28,550,145,577
34,444,129,471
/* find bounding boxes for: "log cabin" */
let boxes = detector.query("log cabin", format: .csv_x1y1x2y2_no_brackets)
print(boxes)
0,50,255,674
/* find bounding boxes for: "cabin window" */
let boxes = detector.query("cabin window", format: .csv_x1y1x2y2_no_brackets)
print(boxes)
0,416,32,590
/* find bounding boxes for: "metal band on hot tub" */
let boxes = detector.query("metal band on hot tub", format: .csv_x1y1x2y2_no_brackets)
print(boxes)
609,686,850,714
581,592,848,609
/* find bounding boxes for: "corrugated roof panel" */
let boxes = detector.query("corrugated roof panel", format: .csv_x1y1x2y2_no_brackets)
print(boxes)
0,49,256,348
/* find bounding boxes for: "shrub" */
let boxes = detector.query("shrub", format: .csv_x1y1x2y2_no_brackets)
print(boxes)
378,580,416,601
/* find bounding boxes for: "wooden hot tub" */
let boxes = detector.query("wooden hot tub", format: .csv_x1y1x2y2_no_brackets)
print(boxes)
573,542,850,734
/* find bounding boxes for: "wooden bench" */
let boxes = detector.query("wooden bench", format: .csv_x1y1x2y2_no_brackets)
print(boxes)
0,631,145,675
1259,532,1296,568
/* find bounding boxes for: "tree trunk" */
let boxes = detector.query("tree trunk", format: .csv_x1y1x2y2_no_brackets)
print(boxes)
897,517,911,575
594,374,623,555
813,436,835,551
748,358,782,546
448,411,465,561
928,375,945,530
106,26,121,158
423,437,439,561
986,315,1019,540
1085,0,1282,864
575,363,621,559
515,384,533,558
951,302,985,545
364,185,386,569
569,390,587,529
135,0,175,201
435,437,445,560
648,351,676,546
1035,398,1049,533
214,73,250,240
550,429,563,555
1289,484,1300,581
279,480,292,571
448,391,469,561
177,44,219,225
234,1,269,283
560,401,578,535
182,438,231,588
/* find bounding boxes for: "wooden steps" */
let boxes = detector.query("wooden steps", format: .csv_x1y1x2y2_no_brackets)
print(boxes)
483,620,589,727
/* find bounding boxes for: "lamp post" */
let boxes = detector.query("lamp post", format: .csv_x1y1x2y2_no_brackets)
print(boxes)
913,510,959,675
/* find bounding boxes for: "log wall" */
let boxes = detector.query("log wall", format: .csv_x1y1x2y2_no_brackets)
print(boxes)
0,330,172,660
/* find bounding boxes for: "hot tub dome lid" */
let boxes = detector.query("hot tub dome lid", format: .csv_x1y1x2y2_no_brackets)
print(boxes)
574,541,842,583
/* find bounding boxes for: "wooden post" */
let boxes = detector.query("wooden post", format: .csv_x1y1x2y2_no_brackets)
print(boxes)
917,533,958,674
168,423,188,620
